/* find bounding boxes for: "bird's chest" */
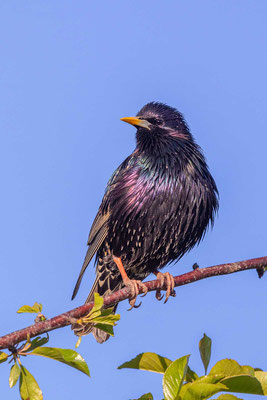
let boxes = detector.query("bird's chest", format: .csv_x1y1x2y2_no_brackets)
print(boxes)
108,164,184,254
115,162,177,218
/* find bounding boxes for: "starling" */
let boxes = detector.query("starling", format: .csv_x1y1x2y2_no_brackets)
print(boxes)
72,102,219,343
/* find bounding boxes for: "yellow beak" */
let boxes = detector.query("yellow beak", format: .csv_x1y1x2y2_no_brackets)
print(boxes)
120,117,151,130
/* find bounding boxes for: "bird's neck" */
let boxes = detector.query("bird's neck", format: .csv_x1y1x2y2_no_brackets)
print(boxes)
134,137,213,194
135,136,201,173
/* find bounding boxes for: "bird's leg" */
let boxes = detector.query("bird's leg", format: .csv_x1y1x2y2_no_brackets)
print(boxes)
113,256,148,310
153,270,176,303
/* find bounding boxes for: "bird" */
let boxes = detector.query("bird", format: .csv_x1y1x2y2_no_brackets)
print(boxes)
72,102,219,343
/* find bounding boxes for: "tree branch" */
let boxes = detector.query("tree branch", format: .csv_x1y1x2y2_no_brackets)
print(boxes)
0,256,266,350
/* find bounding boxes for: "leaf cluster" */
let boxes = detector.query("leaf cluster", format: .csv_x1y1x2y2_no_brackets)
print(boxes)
1,296,120,399
118,334,267,400
75,292,120,347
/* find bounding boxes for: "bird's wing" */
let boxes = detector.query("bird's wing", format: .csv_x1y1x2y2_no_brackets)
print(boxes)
71,208,110,300
87,208,110,246
72,155,134,300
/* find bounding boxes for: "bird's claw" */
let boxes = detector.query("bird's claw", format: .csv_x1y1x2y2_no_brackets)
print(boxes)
156,290,164,301
128,300,142,311
155,271,176,303
125,279,148,311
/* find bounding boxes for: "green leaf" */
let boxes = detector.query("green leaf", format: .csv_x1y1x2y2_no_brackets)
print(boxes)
0,351,8,364
26,336,49,352
163,355,189,400
254,371,267,394
89,292,104,317
199,334,212,374
91,310,120,325
118,352,172,373
182,382,226,400
19,365,43,400
76,294,120,336
210,359,254,378
215,395,243,400
239,365,255,375
31,347,90,376
186,366,199,382
180,374,227,400
9,362,20,388
95,323,115,336
17,302,43,314
89,308,120,336
221,374,265,395
131,393,154,400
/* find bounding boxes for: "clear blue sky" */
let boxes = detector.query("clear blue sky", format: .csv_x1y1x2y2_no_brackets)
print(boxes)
1,1,266,399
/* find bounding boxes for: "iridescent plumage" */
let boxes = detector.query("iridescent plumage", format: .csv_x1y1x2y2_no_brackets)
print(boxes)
72,102,219,342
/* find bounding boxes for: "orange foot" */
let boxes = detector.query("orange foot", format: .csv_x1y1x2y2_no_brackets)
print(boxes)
154,271,176,303
124,277,148,310
113,256,148,311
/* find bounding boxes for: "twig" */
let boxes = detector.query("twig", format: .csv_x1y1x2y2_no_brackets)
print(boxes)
0,256,266,350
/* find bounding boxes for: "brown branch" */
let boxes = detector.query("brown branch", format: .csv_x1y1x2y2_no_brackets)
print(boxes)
0,256,266,350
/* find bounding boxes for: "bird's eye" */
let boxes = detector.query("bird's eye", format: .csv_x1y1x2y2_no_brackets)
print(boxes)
147,117,162,125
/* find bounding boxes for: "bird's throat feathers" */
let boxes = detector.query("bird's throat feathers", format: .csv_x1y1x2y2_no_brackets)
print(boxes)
135,131,205,179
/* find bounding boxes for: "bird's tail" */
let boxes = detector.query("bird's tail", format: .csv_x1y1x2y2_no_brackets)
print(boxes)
72,265,121,343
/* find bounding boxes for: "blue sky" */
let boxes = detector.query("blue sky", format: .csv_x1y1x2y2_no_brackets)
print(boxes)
0,1,266,399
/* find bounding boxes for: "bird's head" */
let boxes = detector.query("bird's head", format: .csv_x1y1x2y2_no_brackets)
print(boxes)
121,102,193,153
